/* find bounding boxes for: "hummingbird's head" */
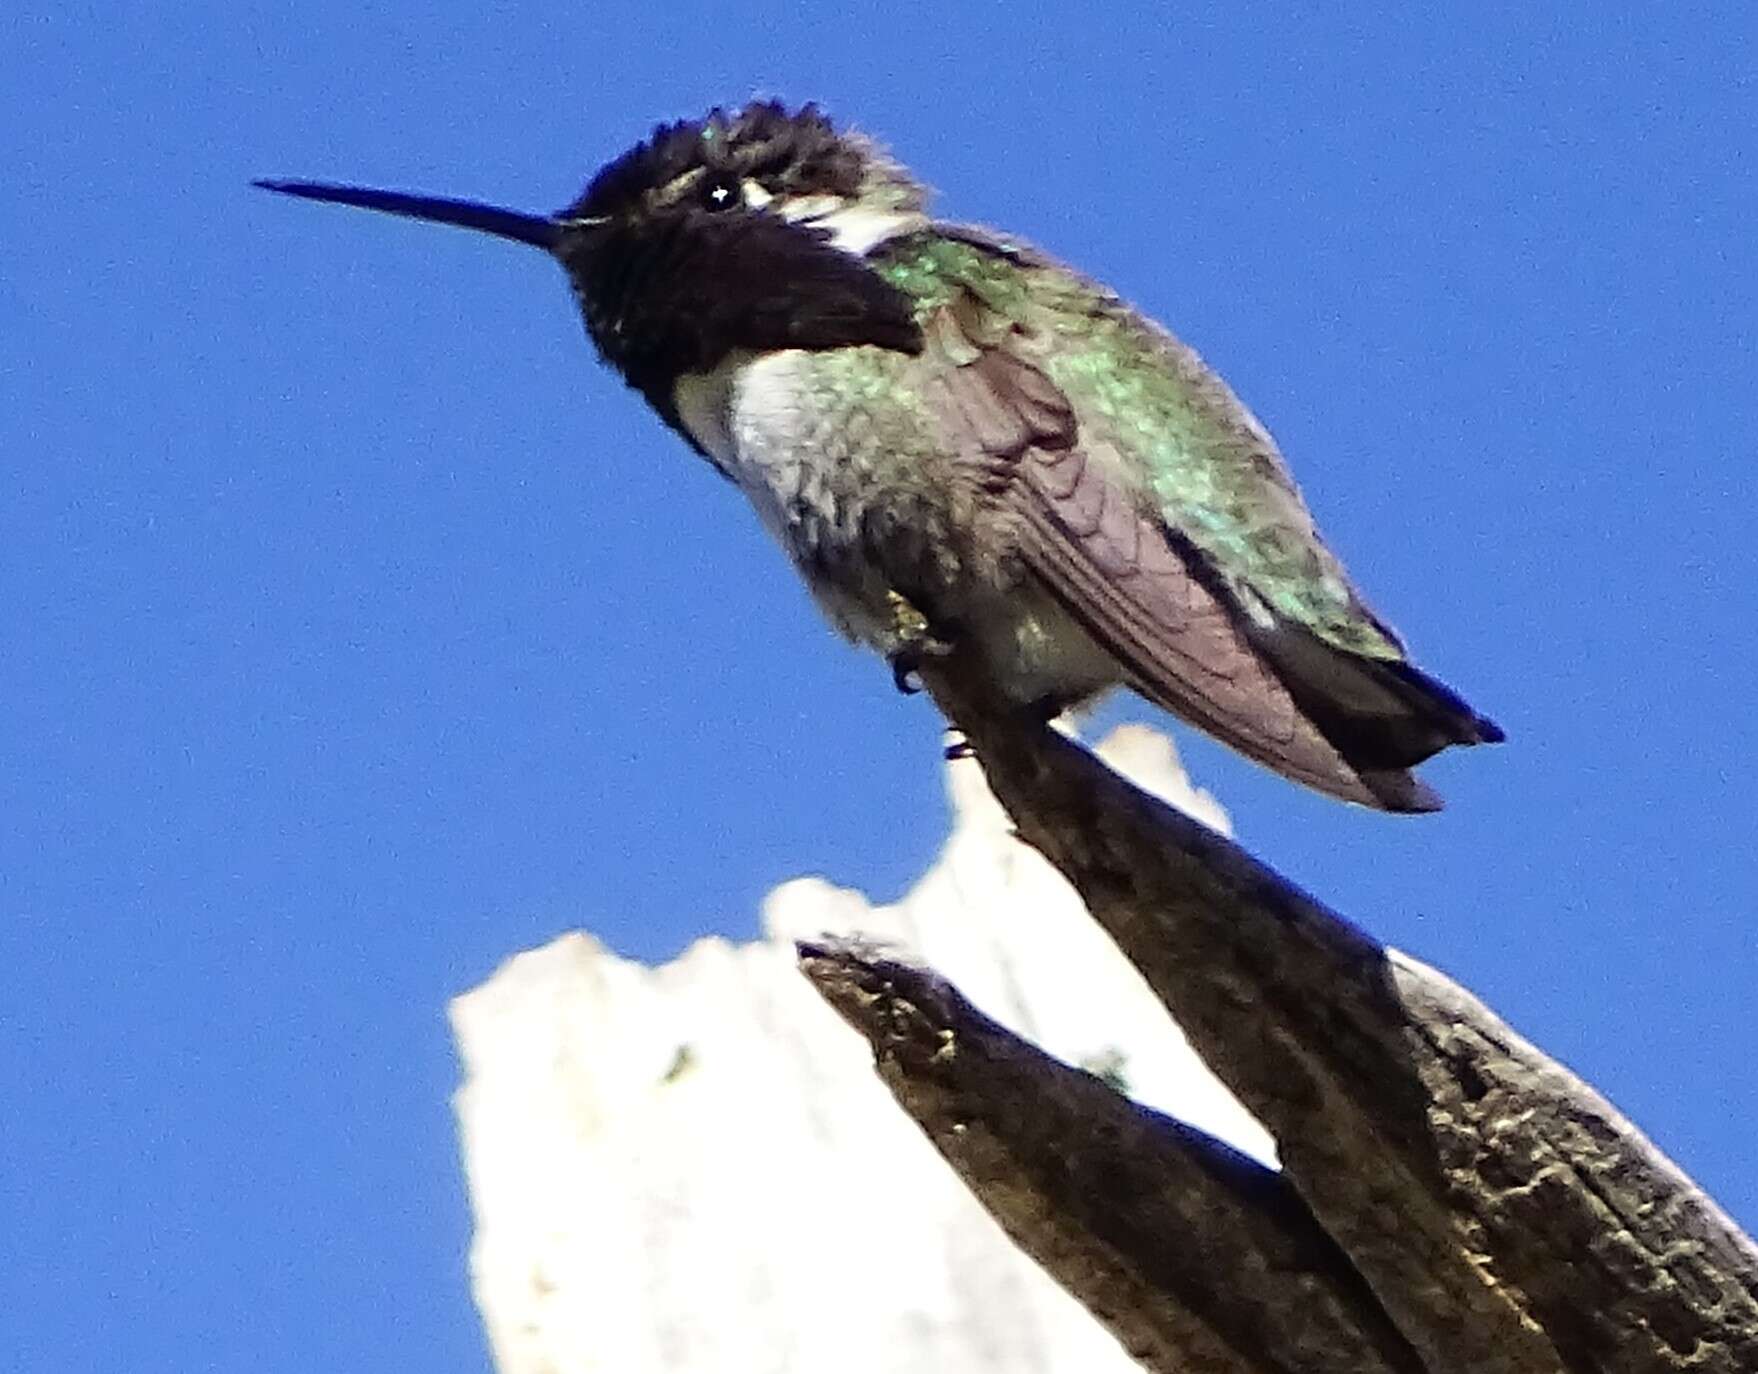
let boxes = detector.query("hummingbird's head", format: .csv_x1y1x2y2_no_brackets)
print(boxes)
562,100,928,253
552,101,929,402
257,101,928,415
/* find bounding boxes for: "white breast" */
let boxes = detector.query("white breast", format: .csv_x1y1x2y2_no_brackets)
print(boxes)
671,351,820,547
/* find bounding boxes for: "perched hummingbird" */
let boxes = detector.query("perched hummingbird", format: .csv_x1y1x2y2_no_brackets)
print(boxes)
258,100,1502,810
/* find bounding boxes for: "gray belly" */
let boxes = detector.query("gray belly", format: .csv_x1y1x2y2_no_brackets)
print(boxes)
673,349,1123,709
946,578,1123,709
804,544,1123,711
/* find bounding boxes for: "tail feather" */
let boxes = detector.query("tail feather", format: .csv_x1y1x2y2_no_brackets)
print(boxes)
1250,622,1504,781
1356,767,1445,813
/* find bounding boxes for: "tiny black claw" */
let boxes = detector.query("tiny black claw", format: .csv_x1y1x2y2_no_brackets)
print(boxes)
944,734,975,762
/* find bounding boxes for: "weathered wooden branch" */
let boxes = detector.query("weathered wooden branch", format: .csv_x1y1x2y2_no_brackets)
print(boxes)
799,666,1758,1374
801,939,1426,1373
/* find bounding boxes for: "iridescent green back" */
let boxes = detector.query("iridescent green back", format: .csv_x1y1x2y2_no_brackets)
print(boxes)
875,233,1405,661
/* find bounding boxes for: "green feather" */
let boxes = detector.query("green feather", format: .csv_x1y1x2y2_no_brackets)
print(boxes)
875,232,1404,661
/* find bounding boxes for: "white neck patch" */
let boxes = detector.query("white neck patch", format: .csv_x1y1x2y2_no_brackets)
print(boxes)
775,193,924,256
811,204,925,255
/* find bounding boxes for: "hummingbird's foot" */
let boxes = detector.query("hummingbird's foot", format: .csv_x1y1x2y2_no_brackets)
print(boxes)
944,732,975,762
885,591,955,696
891,652,925,695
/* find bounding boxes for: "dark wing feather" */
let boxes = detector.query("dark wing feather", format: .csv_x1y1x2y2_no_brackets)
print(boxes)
917,281,1446,811
1015,438,1442,811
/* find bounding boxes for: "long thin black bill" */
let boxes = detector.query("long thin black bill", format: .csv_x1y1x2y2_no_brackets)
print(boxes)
253,179,560,252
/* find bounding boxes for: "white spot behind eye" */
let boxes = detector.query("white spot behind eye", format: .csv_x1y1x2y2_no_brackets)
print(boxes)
767,192,923,254
742,180,773,208
808,206,923,254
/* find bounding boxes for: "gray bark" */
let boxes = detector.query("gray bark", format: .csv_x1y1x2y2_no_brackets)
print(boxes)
800,670,1758,1374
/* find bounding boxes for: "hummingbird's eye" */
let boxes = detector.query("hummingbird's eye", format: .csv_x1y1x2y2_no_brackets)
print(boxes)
699,173,741,211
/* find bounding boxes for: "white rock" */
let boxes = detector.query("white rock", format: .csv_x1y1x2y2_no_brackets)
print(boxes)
452,726,1271,1373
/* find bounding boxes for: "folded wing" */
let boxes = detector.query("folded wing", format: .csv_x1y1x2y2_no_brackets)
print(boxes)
905,234,1500,810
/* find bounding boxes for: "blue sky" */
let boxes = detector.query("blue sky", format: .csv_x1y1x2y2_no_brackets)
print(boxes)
4,5,1753,1369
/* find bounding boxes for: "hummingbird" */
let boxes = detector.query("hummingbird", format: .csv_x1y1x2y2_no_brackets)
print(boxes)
257,100,1502,810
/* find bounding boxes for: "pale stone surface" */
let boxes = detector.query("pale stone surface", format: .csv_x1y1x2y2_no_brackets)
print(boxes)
451,726,1272,1374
